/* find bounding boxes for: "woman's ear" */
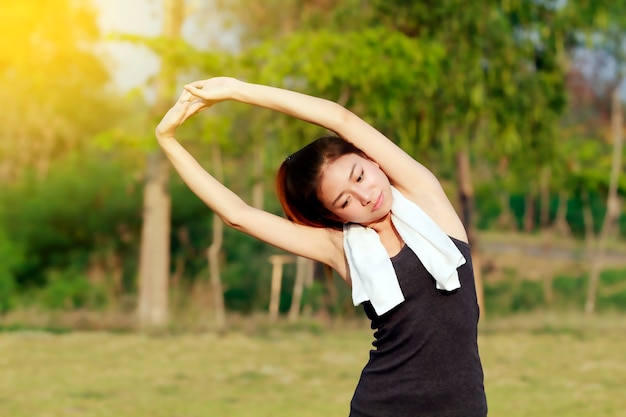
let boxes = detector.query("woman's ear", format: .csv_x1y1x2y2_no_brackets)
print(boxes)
329,213,345,223
321,209,345,224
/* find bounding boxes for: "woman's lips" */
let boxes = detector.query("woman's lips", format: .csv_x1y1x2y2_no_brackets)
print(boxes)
372,192,384,211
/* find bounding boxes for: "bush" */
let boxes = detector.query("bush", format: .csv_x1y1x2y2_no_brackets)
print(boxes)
553,274,586,308
484,278,544,315
484,269,626,315
510,280,545,312
38,268,107,311
597,269,626,311
0,150,143,289
0,274,16,313
0,224,24,313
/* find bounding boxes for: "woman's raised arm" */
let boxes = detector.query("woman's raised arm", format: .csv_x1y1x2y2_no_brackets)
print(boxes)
185,77,466,241
185,78,440,197
154,88,346,275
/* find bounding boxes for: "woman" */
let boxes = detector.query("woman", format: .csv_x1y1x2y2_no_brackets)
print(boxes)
156,76,488,417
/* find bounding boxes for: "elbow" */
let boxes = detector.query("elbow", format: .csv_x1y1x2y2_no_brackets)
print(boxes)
329,105,364,136
216,203,252,231
221,214,241,230
333,104,356,126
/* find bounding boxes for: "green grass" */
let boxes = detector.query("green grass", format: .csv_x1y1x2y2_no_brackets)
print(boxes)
1,313,625,417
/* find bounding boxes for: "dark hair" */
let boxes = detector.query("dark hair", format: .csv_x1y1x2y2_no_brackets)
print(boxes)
276,135,367,230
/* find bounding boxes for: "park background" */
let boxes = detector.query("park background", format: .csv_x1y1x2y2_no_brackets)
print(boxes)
1,1,625,416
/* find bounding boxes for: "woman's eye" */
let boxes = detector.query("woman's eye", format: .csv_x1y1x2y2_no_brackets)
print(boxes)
341,197,350,208
357,171,364,182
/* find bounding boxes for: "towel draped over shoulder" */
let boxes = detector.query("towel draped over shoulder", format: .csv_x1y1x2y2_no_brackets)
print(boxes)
343,187,466,315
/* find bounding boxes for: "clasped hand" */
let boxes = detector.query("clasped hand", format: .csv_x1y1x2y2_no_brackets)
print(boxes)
155,77,238,139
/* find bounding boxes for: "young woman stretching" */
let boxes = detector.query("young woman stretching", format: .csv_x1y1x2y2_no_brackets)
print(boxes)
155,76,488,417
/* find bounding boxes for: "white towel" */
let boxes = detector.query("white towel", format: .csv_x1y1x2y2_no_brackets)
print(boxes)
343,187,466,315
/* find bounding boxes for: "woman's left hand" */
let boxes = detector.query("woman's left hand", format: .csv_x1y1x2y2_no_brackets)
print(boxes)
155,89,210,139
183,76,239,104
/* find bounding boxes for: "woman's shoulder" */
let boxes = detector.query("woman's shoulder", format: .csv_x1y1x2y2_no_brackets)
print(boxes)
395,185,468,242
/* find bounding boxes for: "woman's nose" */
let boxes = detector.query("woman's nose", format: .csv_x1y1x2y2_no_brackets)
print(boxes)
354,187,372,205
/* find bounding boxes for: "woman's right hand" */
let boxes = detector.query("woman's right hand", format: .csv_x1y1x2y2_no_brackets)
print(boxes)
155,77,240,140
183,76,240,106
155,89,211,140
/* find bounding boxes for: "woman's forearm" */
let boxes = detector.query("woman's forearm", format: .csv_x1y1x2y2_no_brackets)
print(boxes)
184,77,368,143
224,80,353,134
157,136,249,228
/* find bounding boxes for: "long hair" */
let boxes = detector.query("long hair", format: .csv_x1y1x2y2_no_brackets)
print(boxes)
276,136,367,230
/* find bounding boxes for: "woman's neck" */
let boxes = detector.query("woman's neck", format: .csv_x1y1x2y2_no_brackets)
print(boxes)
366,214,404,257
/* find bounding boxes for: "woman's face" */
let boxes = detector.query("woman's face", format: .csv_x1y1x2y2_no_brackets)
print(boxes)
318,153,393,226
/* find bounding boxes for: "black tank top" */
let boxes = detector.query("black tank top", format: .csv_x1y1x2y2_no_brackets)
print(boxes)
349,237,487,417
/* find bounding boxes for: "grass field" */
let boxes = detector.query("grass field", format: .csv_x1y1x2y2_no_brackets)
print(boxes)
1,312,625,417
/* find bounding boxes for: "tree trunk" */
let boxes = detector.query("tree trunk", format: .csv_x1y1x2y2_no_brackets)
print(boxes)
496,192,516,231
289,257,313,323
523,190,536,233
268,255,295,322
552,191,571,238
581,189,596,251
252,139,265,209
540,228,556,305
207,142,227,334
136,0,185,329
539,166,555,304
137,151,171,327
495,158,516,231
456,148,485,318
585,85,623,315
539,166,551,231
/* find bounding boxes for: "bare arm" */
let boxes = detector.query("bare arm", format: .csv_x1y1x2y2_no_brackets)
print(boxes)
185,77,467,240
154,89,346,274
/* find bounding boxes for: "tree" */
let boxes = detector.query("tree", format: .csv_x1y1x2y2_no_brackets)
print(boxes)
0,0,116,182
365,0,571,313
0,0,131,309
586,84,624,314
208,0,572,317
136,0,187,328
556,0,626,313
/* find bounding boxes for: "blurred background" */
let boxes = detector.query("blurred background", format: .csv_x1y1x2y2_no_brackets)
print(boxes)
0,0,625,330
0,0,626,329
1,1,625,416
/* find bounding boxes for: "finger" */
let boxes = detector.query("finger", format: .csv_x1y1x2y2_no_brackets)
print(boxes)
185,80,205,89
183,85,201,96
188,101,207,114
177,90,191,103
178,86,199,103
178,101,208,124
184,87,208,102
183,89,194,101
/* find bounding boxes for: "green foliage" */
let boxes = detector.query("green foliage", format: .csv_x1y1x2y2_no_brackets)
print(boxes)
474,183,505,229
596,269,626,310
0,150,143,288
236,27,447,160
566,190,609,237
485,269,626,315
553,274,588,308
0,0,121,181
0,274,15,314
0,220,23,313
2,0,625,318
484,276,545,315
221,231,274,312
300,281,328,314
510,281,545,312
38,268,107,311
